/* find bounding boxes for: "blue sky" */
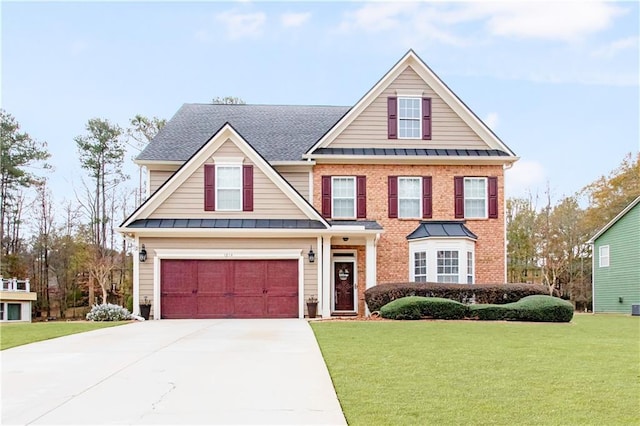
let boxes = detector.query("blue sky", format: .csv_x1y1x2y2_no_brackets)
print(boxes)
2,1,638,209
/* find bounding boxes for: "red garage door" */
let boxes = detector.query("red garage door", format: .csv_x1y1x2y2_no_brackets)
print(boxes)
160,259,298,319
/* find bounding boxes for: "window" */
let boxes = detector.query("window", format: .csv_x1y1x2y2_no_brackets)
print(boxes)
7,303,21,321
216,166,242,210
599,245,610,268
467,252,474,284
464,178,487,218
399,177,421,218
0,303,4,321
332,177,356,218
414,252,427,282
398,98,421,138
437,250,459,283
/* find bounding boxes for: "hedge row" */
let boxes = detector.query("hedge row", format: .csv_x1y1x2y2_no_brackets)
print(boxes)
379,295,573,322
364,282,553,312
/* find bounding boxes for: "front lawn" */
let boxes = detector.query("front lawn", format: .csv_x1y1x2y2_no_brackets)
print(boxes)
0,321,129,350
312,315,640,425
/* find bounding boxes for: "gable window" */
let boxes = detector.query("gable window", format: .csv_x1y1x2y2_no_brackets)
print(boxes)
332,177,356,218
455,176,498,219
322,176,366,219
398,98,421,139
387,97,431,140
437,250,459,283
399,177,421,218
414,251,427,282
216,165,242,210
599,245,610,268
204,162,253,212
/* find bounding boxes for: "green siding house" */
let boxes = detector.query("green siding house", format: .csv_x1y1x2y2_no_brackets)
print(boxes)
588,196,640,314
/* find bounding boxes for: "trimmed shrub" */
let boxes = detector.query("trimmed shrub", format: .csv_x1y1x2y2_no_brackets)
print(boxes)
365,282,553,312
86,303,133,321
380,296,469,320
468,295,574,322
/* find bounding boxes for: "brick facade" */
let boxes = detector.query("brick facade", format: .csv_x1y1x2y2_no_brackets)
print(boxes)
314,163,506,287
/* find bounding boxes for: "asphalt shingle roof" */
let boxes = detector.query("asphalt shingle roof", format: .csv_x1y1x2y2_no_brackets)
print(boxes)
136,104,351,162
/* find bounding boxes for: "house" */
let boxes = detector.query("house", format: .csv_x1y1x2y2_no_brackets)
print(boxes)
0,277,37,322
587,196,640,314
117,50,518,319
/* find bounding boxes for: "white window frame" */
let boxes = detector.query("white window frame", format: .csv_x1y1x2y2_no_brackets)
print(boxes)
409,239,475,284
398,97,422,139
437,250,459,283
215,164,242,211
464,177,488,219
331,176,356,219
467,251,474,284
413,251,427,282
398,177,422,218
599,245,610,268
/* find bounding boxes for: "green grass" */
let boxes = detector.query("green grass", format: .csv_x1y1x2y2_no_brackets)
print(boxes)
0,321,130,350
312,315,640,425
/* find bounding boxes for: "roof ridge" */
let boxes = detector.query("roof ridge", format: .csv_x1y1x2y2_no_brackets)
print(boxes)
185,103,350,108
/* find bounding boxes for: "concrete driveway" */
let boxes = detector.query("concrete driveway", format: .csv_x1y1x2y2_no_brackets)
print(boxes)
1,320,346,425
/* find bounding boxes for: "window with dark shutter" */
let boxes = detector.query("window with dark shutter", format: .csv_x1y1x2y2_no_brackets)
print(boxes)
422,97,432,140
204,164,215,211
242,165,253,212
388,176,398,218
422,176,432,218
488,176,498,218
321,176,332,218
454,176,464,218
387,97,398,139
356,176,367,218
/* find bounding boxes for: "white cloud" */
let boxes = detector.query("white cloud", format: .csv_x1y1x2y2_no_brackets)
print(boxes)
484,112,499,130
337,2,418,33
281,12,311,28
505,160,546,198
215,10,266,40
470,1,626,42
592,36,639,58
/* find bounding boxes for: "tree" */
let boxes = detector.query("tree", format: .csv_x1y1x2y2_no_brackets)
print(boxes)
212,96,246,105
0,110,50,274
506,196,538,283
127,115,166,206
74,118,127,250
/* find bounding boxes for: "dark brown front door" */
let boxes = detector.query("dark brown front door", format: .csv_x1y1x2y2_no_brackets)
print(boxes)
161,259,298,319
334,261,355,311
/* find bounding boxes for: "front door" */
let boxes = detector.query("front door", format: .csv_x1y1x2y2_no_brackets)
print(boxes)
334,261,355,311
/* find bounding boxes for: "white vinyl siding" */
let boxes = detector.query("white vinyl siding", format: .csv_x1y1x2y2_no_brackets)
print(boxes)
216,165,242,211
414,251,427,282
332,177,356,218
398,177,421,218
599,245,610,268
398,97,421,139
464,177,487,219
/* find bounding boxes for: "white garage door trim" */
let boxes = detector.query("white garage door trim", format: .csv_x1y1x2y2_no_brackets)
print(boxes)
153,249,305,320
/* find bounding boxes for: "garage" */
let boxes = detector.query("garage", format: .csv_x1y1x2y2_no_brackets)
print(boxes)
160,259,299,319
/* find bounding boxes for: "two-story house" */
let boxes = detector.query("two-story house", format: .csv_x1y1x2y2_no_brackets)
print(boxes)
118,50,518,319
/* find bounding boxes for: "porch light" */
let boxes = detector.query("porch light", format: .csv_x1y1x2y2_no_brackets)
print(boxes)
308,247,315,263
139,244,147,262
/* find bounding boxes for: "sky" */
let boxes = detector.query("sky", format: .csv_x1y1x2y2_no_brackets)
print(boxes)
2,0,639,213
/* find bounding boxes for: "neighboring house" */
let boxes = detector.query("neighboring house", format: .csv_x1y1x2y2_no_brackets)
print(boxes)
587,196,640,314
118,50,518,319
0,277,37,322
